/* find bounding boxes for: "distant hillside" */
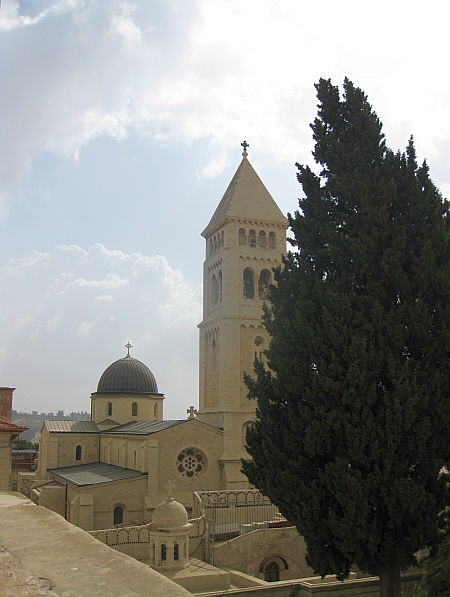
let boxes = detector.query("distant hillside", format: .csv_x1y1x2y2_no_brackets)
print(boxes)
12,410,90,443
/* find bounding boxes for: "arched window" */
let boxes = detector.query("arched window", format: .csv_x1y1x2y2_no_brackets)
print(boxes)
132,402,138,416
220,231,224,247
213,237,217,253
154,403,158,419
249,230,256,247
258,269,271,299
268,232,276,249
107,402,112,416
239,228,246,245
114,505,123,525
161,544,167,561
75,445,82,461
218,270,222,302
265,561,280,582
258,230,267,248
243,268,255,299
174,543,179,561
211,274,219,306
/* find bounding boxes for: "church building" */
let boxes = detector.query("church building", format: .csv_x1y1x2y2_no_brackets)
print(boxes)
28,144,288,532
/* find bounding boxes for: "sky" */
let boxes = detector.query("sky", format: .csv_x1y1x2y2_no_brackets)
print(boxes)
1,0,449,419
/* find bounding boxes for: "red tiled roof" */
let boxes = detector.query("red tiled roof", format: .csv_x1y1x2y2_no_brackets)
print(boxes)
0,418,28,433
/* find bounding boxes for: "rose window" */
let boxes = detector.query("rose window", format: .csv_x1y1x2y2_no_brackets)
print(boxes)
177,447,206,478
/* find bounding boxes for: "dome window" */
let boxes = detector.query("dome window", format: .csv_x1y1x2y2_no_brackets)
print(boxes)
132,402,138,417
75,445,82,461
107,402,113,416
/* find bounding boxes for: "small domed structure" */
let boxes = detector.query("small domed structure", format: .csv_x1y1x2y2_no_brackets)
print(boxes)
150,483,193,570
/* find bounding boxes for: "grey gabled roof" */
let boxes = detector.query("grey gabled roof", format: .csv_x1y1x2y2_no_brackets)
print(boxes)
45,420,99,433
48,462,147,486
100,419,185,435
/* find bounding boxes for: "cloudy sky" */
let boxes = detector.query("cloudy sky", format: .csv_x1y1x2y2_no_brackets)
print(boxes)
1,0,449,419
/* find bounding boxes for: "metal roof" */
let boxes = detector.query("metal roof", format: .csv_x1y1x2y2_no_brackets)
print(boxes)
45,420,99,433
48,462,147,486
96,355,158,394
100,419,185,435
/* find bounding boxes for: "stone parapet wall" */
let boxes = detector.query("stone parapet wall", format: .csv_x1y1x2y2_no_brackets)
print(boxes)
17,472,43,499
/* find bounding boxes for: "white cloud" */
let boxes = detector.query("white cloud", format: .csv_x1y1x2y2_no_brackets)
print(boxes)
2,250,50,276
76,321,94,336
66,273,128,290
96,294,114,302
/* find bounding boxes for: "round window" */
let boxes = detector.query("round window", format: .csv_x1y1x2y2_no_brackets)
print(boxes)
176,447,207,478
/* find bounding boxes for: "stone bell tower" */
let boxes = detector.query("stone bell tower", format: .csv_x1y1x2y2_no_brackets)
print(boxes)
197,142,287,488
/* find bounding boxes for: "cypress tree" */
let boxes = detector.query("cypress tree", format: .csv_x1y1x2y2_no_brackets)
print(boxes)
242,78,450,597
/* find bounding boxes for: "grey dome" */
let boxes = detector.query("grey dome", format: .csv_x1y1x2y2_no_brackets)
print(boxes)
97,355,158,394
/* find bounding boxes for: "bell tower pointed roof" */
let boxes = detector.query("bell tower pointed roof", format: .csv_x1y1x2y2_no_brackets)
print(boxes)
201,152,287,237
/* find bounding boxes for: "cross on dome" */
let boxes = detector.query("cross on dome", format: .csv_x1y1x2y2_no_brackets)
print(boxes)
241,140,249,156
125,341,133,356
187,405,197,420
166,479,176,499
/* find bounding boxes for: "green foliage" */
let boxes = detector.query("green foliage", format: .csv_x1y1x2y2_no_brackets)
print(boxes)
424,535,450,595
243,78,450,589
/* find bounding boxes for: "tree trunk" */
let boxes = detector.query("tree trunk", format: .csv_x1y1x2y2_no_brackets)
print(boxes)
379,558,401,597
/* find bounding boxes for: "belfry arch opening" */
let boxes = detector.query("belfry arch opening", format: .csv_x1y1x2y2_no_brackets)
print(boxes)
243,268,255,299
211,274,219,306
